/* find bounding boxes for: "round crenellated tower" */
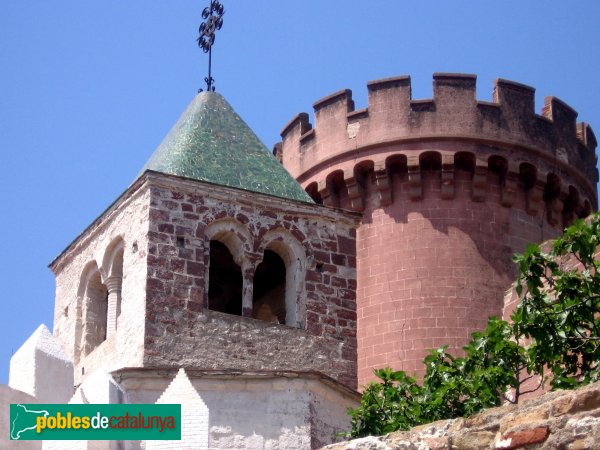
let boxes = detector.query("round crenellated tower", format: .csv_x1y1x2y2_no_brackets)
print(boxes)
276,73,598,385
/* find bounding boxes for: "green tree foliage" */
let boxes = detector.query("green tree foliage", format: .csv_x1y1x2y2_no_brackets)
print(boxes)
348,215,600,438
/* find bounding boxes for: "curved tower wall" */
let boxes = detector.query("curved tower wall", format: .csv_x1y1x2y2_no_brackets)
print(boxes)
278,74,598,385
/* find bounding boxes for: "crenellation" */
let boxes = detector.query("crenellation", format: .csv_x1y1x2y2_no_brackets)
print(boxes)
542,96,578,135
300,127,316,144
432,73,477,109
280,76,597,211
280,74,597,385
347,108,368,121
367,74,411,93
493,78,536,117
312,89,354,114
409,98,436,112
577,122,597,150
11,62,594,448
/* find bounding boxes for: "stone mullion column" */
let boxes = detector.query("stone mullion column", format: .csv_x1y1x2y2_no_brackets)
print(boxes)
82,293,94,356
104,276,122,338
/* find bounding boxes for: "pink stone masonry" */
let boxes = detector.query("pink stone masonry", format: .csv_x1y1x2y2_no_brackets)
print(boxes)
277,74,597,385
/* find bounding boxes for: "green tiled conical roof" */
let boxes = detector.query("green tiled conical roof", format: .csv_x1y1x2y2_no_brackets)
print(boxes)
140,92,312,203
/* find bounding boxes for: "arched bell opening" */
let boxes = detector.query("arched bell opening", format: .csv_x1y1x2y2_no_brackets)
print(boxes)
252,250,287,324
208,240,243,316
80,268,108,358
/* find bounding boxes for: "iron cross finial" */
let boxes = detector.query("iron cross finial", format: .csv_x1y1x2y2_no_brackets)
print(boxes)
197,0,225,92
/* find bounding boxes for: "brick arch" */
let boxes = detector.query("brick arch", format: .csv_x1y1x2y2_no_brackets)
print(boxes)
204,219,252,316
324,169,346,208
101,236,125,279
257,229,308,328
419,151,442,171
544,173,562,201
353,159,374,176
77,260,102,299
454,151,476,172
203,218,252,268
544,173,564,226
385,153,408,175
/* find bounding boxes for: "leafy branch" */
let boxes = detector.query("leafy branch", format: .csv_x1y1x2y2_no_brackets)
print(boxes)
348,214,600,438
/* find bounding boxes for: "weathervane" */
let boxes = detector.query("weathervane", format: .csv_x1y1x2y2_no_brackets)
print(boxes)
197,0,225,92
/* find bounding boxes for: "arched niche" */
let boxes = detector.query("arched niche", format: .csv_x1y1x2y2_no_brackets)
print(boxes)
252,250,286,323
305,181,323,204
208,240,243,316
77,261,108,359
204,219,251,316
256,230,307,328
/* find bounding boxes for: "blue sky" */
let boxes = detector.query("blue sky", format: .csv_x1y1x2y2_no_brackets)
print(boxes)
1,1,599,384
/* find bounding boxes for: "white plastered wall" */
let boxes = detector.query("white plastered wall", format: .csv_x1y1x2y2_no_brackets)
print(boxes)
9,323,74,404
146,369,209,450
120,372,358,450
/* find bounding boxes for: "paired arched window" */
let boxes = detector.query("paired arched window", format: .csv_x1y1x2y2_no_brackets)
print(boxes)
77,237,124,359
205,222,306,328
252,250,286,324
208,240,243,316
103,238,124,333
78,264,108,358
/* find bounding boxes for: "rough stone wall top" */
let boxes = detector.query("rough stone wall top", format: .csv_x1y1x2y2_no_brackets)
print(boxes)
324,380,600,450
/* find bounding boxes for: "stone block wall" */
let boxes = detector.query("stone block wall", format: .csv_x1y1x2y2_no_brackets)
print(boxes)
143,173,360,389
323,380,600,450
